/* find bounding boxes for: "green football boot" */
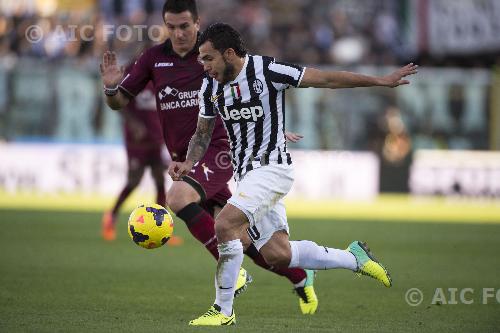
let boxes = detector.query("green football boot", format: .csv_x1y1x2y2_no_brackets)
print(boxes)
347,241,392,287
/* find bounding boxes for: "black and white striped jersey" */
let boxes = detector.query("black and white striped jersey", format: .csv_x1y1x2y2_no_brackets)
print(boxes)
199,54,305,180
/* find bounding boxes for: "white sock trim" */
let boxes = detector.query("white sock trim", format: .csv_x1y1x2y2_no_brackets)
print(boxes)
289,240,299,268
217,239,243,255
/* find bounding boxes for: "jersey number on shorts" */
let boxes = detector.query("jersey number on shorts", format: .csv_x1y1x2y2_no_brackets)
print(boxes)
247,226,261,241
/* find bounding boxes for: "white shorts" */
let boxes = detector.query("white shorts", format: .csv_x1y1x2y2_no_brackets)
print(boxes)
228,163,294,250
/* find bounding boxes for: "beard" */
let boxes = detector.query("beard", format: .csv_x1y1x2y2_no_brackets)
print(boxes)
220,59,236,85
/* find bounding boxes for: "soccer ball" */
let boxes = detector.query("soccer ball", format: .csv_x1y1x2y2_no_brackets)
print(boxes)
127,204,174,249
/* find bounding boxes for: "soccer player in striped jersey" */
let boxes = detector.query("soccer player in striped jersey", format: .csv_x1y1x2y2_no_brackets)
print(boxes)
100,0,317,314
169,23,418,326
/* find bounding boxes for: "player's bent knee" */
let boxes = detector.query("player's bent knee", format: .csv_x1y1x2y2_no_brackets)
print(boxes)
261,250,291,268
214,204,249,242
260,244,291,267
240,232,252,251
166,195,189,213
214,217,232,240
215,215,247,243
167,182,200,213
166,192,196,213
260,235,292,267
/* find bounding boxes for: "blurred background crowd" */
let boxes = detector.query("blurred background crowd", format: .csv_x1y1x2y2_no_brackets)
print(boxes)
0,0,499,159
1,0,414,64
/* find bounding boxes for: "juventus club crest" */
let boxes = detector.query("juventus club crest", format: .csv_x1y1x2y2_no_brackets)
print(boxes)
253,79,263,94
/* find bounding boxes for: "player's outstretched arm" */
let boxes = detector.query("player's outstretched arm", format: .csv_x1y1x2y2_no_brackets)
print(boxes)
299,63,418,89
99,51,130,110
168,116,216,181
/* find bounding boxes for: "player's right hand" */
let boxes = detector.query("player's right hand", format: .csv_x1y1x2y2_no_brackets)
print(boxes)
168,160,195,181
99,51,125,88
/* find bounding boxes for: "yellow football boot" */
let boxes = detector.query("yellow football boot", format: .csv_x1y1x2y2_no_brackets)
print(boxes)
189,304,235,326
295,270,318,314
234,267,252,297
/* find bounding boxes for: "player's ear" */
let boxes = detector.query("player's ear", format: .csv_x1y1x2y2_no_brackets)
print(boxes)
224,48,236,60
194,18,200,31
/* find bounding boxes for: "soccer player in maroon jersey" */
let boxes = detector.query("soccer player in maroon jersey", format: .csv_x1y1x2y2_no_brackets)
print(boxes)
101,80,168,241
99,0,318,314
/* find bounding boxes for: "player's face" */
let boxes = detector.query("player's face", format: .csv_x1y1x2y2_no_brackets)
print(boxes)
199,42,237,85
164,11,200,55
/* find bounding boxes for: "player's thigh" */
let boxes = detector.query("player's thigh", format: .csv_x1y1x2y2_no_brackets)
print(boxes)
210,201,252,250
166,180,201,213
259,230,292,268
215,203,250,243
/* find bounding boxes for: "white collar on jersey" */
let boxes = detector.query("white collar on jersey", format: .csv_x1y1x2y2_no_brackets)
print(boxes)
226,54,249,86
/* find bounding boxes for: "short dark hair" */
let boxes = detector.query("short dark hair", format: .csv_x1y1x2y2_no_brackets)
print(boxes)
162,0,198,21
199,23,247,57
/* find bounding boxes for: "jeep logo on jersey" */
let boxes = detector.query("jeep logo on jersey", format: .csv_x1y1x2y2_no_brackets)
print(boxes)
220,101,264,123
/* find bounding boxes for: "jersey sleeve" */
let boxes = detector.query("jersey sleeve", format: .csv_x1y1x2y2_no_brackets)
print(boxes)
198,77,217,118
119,51,152,98
267,59,306,91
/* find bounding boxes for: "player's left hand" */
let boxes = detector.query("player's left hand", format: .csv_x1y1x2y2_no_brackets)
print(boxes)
285,131,304,143
379,63,418,88
168,160,195,181
100,51,125,88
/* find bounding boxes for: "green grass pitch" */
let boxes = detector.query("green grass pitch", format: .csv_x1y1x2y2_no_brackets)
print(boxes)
0,209,499,332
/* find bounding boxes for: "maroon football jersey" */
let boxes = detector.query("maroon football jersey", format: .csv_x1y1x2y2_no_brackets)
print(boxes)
123,81,164,148
119,40,229,161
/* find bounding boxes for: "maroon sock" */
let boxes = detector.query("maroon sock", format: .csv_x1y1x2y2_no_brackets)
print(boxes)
155,182,166,207
111,185,134,217
245,244,307,285
176,203,219,260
